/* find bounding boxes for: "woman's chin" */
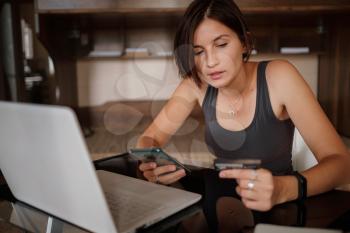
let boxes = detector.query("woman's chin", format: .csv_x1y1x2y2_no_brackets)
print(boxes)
207,79,230,88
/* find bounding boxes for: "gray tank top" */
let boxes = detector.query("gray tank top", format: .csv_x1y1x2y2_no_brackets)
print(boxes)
202,61,295,175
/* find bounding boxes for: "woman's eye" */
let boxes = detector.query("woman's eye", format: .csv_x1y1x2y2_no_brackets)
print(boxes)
217,43,227,48
194,50,204,56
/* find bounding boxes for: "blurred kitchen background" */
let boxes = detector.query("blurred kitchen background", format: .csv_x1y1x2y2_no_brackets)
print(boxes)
0,0,349,168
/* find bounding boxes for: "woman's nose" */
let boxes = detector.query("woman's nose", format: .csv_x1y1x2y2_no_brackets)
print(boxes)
206,51,219,68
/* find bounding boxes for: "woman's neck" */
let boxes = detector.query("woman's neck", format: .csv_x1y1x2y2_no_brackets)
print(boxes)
220,62,252,97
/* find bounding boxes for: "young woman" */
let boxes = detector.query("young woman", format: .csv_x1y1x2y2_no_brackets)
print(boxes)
136,0,350,231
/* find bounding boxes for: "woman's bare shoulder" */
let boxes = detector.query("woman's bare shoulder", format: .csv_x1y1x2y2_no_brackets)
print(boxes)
175,78,208,102
264,59,304,87
179,78,207,90
266,59,299,79
265,59,311,104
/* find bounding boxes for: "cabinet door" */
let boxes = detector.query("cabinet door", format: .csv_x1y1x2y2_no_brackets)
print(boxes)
318,15,350,137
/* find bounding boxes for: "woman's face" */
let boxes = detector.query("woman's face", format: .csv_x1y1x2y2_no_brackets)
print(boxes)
193,18,245,88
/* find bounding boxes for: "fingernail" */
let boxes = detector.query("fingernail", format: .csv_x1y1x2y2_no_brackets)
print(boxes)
219,172,226,178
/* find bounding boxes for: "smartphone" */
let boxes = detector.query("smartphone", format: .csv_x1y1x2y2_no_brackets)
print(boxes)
214,158,261,171
129,148,191,174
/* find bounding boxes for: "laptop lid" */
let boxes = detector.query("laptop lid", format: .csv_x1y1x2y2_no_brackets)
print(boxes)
0,102,117,233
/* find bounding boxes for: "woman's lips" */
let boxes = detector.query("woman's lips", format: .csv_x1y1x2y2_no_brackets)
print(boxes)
208,71,225,80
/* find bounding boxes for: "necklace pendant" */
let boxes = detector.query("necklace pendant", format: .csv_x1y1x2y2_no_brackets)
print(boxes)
229,110,235,118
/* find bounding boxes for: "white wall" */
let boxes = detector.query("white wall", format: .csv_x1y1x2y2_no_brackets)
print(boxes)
77,58,180,106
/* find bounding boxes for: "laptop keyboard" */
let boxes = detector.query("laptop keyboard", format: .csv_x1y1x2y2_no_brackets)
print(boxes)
104,191,165,229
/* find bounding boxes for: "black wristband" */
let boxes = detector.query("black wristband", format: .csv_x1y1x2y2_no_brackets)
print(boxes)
293,171,307,202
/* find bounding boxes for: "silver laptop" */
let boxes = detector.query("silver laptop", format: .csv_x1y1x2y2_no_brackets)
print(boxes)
0,101,201,233
254,224,341,233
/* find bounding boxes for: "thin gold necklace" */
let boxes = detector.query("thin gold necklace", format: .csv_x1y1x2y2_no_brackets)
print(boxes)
219,90,243,119
218,72,254,119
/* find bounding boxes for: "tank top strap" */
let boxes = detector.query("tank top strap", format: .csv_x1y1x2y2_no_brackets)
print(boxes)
202,84,218,121
256,60,276,120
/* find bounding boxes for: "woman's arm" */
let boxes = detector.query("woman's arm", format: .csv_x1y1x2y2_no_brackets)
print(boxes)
136,79,201,184
137,78,200,148
220,60,350,211
270,60,350,202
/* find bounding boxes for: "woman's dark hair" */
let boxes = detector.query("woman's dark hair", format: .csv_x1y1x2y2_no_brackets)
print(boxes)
174,0,253,87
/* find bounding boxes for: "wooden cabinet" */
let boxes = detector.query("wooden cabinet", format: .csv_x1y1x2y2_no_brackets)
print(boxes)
34,0,350,57
246,14,326,54
319,15,350,137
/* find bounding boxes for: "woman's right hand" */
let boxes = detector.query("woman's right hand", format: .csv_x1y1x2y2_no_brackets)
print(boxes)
139,162,186,185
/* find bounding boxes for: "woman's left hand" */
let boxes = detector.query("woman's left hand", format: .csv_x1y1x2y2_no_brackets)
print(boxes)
219,168,280,211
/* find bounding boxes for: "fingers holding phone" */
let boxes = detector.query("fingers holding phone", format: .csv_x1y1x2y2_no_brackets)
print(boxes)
139,162,186,185
131,148,190,185
154,165,186,185
139,161,157,172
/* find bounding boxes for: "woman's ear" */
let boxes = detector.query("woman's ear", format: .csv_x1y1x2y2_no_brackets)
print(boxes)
243,31,253,52
242,31,254,60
